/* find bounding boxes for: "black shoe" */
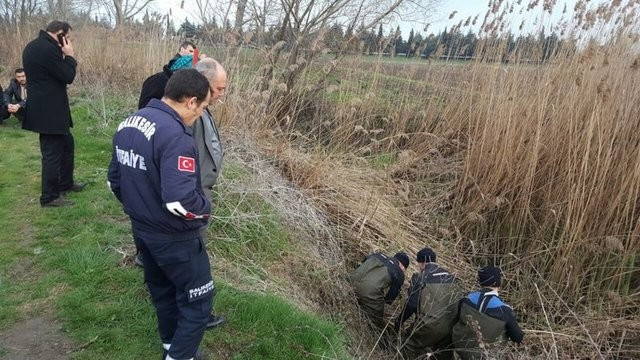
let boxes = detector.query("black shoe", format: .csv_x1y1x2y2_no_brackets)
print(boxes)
134,253,144,268
61,182,87,195
206,315,225,330
42,197,74,207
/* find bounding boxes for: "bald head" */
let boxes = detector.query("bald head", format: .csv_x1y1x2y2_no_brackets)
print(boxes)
194,58,227,103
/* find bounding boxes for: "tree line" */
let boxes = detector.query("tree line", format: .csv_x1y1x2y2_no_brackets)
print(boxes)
176,18,577,64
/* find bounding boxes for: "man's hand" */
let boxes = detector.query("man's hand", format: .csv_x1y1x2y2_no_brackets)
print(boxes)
61,36,74,57
7,104,19,113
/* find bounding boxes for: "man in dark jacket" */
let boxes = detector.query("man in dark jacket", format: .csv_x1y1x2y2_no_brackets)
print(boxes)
396,248,464,360
22,21,85,207
351,252,409,331
452,266,524,360
108,69,213,360
4,68,27,122
137,41,196,110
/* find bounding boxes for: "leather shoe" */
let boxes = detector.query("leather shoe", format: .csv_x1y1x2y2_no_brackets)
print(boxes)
42,197,74,207
61,182,87,194
206,315,225,330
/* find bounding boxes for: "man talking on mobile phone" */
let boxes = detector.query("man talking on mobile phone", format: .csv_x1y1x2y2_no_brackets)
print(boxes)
22,20,86,207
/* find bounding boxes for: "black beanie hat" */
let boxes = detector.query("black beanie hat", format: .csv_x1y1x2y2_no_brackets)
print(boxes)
417,248,437,263
394,252,410,269
478,266,502,287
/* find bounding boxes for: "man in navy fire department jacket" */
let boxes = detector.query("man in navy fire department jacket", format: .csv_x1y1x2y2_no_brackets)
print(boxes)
108,69,212,360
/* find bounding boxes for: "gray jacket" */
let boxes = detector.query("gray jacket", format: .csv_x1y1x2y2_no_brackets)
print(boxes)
192,109,223,190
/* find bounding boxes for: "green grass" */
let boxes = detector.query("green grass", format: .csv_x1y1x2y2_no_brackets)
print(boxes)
205,284,346,359
0,96,348,359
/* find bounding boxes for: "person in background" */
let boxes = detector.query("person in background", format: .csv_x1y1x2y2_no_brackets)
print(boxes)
175,41,196,58
452,266,524,360
4,68,28,122
22,20,86,207
138,54,194,110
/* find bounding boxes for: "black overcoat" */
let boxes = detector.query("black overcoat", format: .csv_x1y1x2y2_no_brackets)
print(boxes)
22,30,77,134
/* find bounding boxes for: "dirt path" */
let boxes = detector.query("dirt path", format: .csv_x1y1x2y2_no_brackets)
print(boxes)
0,316,74,359
0,222,76,359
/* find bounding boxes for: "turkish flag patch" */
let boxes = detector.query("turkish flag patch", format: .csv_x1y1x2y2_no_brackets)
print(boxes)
178,156,196,173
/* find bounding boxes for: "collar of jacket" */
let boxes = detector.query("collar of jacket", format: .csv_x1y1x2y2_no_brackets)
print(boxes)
39,29,61,49
203,108,215,122
145,98,193,136
480,287,499,296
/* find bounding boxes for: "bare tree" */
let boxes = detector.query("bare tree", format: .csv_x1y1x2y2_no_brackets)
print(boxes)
234,0,246,32
189,0,441,112
0,0,43,32
99,0,154,27
259,0,442,92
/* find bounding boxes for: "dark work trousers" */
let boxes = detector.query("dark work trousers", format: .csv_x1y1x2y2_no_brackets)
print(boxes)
136,233,214,360
39,133,74,205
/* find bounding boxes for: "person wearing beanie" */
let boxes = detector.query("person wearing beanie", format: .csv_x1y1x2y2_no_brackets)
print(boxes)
452,266,524,360
350,252,409,337
396,248,464,360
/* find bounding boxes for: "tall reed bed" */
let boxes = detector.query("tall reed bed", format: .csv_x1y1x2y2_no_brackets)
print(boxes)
218,1,640,357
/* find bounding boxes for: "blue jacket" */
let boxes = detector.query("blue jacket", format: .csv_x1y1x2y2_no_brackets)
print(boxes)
458,289,524,343
108,99,211,239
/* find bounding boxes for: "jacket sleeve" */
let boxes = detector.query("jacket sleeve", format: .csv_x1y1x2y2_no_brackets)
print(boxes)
394,273,421,329
107,138,122,202
160,135,211,220
384,267,404,304
43,47,76,85
504,307,524,343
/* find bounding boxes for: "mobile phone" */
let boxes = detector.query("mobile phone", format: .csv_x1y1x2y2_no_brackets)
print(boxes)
57,33,66,46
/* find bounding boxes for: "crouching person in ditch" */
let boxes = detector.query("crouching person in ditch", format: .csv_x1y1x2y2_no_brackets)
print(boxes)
108,69,213,360
395,248,464,360
350,252,410,348
451,266,524,360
